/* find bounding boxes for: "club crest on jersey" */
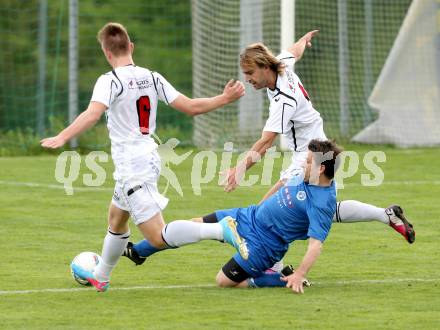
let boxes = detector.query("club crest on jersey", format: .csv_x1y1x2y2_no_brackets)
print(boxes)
296,191,306,201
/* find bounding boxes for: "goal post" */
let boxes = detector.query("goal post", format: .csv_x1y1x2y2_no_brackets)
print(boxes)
192,0,281,149
279,0,295,151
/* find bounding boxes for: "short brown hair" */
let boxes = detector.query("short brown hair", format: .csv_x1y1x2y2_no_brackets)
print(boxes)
308,139,343,179
97,22,131,56
240,43,285,75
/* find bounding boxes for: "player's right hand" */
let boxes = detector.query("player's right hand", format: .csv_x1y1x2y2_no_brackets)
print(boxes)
223,79,245,102
220,167,244,192
40,135,66,149
281,272,305,294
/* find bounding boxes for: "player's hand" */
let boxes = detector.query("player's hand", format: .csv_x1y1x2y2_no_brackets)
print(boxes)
40,135,67,149
219,167,244,192
223,79,245,103
302,30,319,48
281,272,305,294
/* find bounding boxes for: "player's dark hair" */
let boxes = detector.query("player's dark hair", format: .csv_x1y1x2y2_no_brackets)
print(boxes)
307,139,343,179
240,43,285,75
97,22,131,56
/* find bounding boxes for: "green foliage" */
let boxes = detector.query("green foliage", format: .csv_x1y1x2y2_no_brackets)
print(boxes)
0,0,193,145
0,118,192,156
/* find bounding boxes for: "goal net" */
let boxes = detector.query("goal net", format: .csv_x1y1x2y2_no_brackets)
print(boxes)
192,0,280,149
353,0,440,147
192,0,432,149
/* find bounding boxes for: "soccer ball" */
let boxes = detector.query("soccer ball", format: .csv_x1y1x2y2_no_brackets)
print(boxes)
70,252,101,286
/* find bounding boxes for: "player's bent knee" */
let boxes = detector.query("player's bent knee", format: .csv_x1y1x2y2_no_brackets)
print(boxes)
137,214,167,248
216,270,239,288
107,207,130,233
147,233,166,248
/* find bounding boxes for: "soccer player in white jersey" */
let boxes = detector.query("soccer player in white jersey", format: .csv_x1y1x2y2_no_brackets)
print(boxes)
41,22,245,291
221,30,415,244
124,30,414,271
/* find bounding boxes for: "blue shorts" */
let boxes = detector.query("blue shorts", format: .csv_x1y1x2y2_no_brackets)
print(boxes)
215,207,281,278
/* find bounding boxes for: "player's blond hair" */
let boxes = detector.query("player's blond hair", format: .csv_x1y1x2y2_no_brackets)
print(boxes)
240,43,285,75
97,22,131,56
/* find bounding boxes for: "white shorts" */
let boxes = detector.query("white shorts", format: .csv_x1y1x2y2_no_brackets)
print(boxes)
280,151,308,181
280,118,327,181
111,151,168,225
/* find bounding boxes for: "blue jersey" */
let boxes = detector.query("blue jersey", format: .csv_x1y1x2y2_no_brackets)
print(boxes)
215,177,336,275
256,177,336,244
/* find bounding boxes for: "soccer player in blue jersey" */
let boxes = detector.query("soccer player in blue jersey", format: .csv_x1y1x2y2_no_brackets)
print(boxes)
124,31,414,276
124,139,342,294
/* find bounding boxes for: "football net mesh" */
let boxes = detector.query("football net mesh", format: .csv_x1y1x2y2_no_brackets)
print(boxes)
192,0,431,149
0,0,193,153
192,0,280,149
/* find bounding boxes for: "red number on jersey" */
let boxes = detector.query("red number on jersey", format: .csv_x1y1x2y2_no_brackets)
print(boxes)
298,82,310,101
136,96,151,135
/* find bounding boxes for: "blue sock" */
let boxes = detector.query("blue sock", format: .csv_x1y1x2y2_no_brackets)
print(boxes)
133,239,167,257
251,273,285,288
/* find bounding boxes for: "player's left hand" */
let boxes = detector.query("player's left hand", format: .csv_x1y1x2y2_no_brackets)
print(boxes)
40,135,66,149
281,272,305,294
302,30,319,48
223,79,245,103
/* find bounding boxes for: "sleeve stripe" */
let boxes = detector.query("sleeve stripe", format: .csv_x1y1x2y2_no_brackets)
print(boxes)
281,103,293,134
151,72,170,104
160,82,170,104
151,71,158,94
159,79,169,104
290,120,298,151
111,70,124,97
109,80,117,106
275,88,298,107
279,56,295,60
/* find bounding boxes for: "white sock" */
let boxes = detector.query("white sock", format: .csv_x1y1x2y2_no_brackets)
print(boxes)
334,200,389,224
162,220,223,247
94,229,130,282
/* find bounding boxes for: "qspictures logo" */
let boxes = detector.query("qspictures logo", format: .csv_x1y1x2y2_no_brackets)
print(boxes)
53,134,386,196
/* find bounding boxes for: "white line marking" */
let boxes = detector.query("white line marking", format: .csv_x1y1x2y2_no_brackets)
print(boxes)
1,179,440,194
0,278,438,295
0,180,112,192
0,284,215,295
314,278,439,285
344,180,440,187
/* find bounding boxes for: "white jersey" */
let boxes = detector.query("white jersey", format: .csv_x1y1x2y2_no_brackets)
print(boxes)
263,51,326,152
90,65,180,181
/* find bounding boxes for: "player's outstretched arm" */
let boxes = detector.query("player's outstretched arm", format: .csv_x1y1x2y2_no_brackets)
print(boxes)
40,101,107,149
287,30,319,62
281,238,322,294
170,79,245,116
221,131,277,192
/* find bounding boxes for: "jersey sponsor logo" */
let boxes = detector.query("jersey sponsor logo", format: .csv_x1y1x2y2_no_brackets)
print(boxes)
288,83,296,93
286,70,295,85
128,78,153,90
296,191,306,201
281,187,294,208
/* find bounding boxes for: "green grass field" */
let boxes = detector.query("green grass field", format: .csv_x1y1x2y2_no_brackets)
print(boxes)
1,145,439,329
